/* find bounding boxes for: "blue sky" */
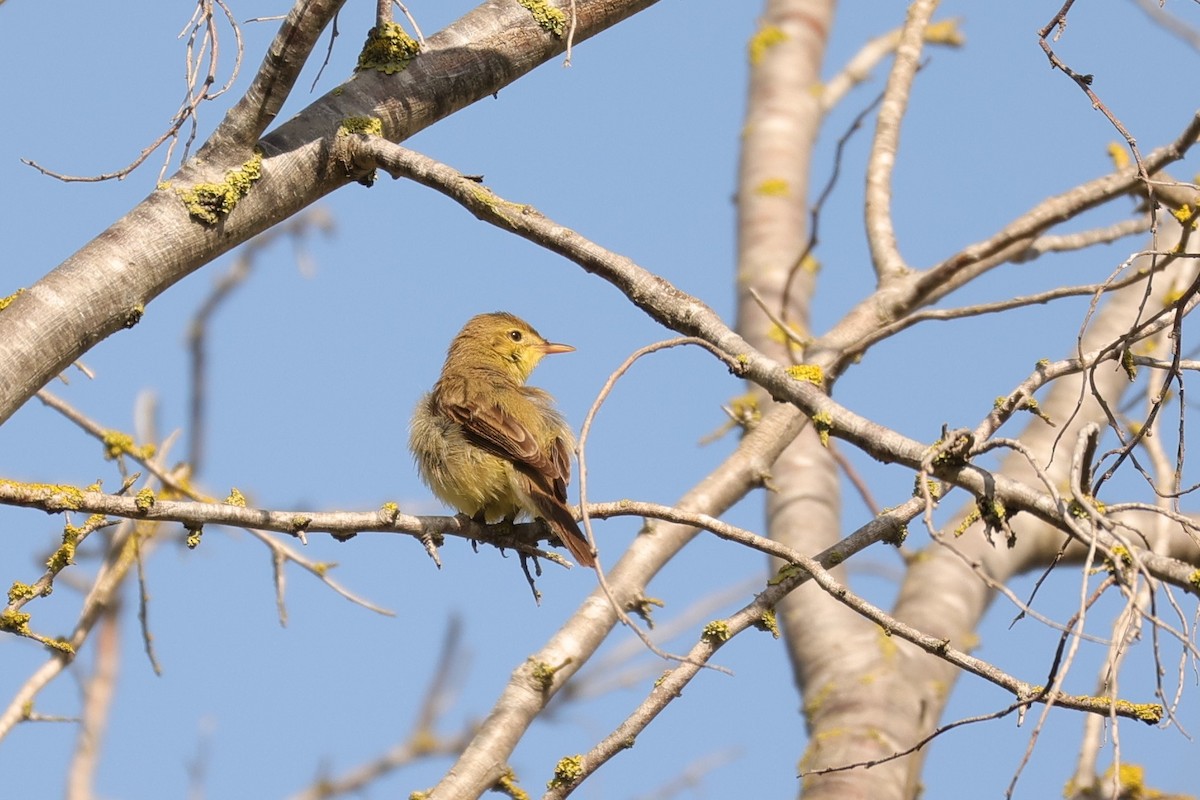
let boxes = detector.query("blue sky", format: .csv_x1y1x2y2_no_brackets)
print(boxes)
1,1,1197,797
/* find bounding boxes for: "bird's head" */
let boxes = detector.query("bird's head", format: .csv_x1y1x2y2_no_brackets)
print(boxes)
446,311,574,383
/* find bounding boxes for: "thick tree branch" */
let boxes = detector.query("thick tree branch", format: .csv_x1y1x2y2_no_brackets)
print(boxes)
202,0,348,157
0,0,661,427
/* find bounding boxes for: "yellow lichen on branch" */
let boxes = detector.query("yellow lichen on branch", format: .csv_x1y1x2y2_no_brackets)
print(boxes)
748,24,787,65
180,150,264,225
338,116,385,137
546,756,584,790
0,288,25,311
356,23,420,74
518,0,566,36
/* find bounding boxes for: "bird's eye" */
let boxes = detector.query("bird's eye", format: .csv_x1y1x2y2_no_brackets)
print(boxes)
509,330,523,342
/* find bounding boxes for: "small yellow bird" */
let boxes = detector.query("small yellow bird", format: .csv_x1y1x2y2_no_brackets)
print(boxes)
409,312,596,567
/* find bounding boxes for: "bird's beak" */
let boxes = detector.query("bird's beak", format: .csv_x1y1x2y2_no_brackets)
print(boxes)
539,342,575,355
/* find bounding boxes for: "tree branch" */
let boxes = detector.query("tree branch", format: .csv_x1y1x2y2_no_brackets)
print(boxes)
0,0,663,427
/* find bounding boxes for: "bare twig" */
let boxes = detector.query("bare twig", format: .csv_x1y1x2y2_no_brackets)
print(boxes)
577,337,744,669
863,0,939,281
22,0,245,183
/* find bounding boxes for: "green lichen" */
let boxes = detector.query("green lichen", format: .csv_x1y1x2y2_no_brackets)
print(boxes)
338,116,384,137
913,476,943,500
493,767,530,800
766,322,807,349
748,24,787,65
527,657,572,692
124,303,144,329
1019,397,1053,425
1056,694,1163,725
953,507,981,538
101,430,156,461
786,364,824,386
923,18,965,46
756,177,790,196
0,610,31,634
755,609,780,638
180,149,264,225
1110,700,1163,724
466,184,532,224
627,595,665,628
810,411,833,447
46,521,81,572
135,487,156,512
7,582,35,604
1081,762,1181,799
727,392,761,427
1104,545,1135,576
970,495,1017,546
0,288,25,311
801,680,837,721
290,514,313,533
225,488,247,507
1107,763,1148,798
185,525,203,550
518,0,566,36
529,661,556,692
702,620,732,643
768,563,803,585
1189,569,1200,592
882,520,908,547
0,611,68,654
1171,204,1198,229
1121,348,1138,381
356,23,420,74
546,755,585,790
380,501,400,521
978,497,1007,526
930,434,972,468
1068,496,1107,519
45,636,74,655
102,430,135,459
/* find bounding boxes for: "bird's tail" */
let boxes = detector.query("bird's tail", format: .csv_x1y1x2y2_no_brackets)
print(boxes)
538,501,596,568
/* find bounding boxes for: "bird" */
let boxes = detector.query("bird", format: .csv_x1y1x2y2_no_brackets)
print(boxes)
409,312,596,568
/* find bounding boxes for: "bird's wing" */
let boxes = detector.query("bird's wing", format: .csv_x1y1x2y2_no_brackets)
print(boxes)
544,434,572,502
436,383,594,567
437,392,562,491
